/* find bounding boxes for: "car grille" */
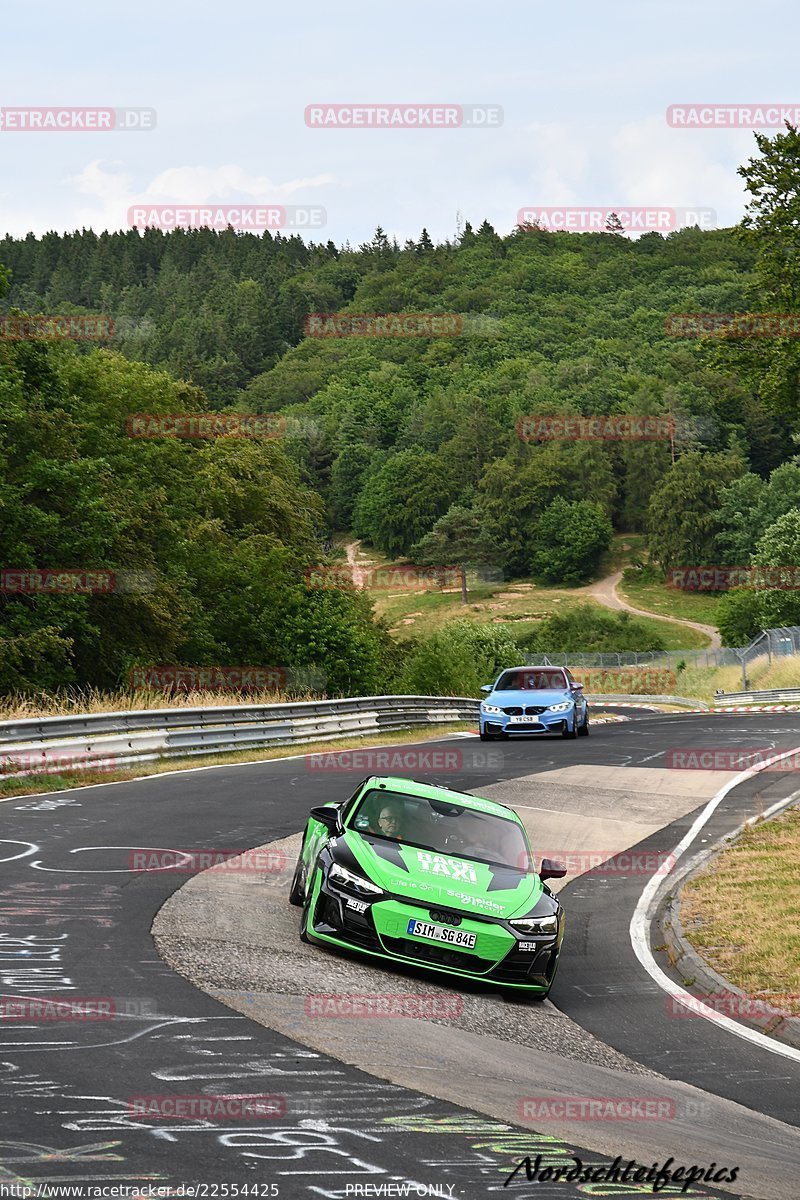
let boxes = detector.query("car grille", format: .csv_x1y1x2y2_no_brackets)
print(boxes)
381,935,493,974
501,705,548,716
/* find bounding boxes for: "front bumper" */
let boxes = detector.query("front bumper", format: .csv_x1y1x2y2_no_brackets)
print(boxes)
480,706,574,735
305,869,562,991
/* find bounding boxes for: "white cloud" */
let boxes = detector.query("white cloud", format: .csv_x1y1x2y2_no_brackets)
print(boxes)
609,116,748,223
61,161,336,234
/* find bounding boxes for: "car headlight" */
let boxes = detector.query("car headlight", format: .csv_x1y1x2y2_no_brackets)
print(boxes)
510,915,559,935
328,863,383,896
481,703,503,714
548,701,572,712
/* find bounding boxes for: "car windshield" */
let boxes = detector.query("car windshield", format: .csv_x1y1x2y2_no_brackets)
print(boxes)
494,669,568,691
349,788,530,869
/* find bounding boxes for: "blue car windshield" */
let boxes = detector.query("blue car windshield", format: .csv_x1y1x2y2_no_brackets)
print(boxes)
495,669,568,691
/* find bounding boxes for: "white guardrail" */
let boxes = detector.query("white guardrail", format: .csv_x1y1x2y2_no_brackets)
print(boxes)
713,688,800,705
0,696,481,779
0,693,712,781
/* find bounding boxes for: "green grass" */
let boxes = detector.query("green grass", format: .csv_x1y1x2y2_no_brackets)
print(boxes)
373,575,579,642
601,532,647,574
619,572,721,628
681,807,800,1007
621,615,709,650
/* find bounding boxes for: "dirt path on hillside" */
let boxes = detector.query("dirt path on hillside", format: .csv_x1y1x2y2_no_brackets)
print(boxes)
345,538,372,589
344,539,720,648
585,569,721,649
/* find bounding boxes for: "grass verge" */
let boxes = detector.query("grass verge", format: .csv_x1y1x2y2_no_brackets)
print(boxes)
681,806,800,1007
619,573,721,628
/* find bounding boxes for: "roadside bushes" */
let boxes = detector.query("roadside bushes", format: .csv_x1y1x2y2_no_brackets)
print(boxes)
519,604,667,654
396,620,522,696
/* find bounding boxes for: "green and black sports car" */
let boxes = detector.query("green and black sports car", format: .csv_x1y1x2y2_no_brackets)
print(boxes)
289,775,566,997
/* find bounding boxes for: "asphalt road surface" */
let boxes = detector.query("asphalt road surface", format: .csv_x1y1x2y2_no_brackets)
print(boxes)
1,710,799,1198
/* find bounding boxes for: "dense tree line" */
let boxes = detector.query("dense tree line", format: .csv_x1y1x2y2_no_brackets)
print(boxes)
3,127,800,685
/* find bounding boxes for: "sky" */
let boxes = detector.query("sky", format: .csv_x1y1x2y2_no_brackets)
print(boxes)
1,0,796,246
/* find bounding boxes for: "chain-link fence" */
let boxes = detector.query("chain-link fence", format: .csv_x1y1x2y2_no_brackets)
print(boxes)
525,626,800,688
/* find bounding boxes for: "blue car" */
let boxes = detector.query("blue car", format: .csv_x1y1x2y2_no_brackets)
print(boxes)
479,665,589,740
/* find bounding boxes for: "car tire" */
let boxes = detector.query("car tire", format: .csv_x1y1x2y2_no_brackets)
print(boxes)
288,855,306,906
562,717,577,740
299,892,313,943
479,729,494,741
578,712,590,737
288,830,308,906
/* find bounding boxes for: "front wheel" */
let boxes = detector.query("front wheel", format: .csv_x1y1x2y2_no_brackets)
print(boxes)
299,892,313,943
288,855,306,906
479,728,494,741
578,712,590,737
562,716,577,740
288,832,308,906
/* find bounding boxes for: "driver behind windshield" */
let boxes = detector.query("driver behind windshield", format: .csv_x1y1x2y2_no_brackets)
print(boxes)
368,799,407,841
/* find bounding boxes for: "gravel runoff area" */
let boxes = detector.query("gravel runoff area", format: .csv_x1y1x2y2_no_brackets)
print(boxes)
154,830,659,1078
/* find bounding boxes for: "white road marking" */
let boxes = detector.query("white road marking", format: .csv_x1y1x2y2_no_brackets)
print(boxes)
29,846,194,873
0,841,38,864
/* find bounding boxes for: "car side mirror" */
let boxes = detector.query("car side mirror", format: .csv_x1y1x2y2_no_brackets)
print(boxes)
480,684,492,693
540,857,567,880
571,682,583,690
310,805,340,832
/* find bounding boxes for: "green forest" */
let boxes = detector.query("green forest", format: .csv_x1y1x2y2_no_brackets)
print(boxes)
3,125,800,696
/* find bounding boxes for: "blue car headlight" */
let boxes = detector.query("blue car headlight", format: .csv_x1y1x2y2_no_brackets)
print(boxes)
548,701,572,713
481,703,503,714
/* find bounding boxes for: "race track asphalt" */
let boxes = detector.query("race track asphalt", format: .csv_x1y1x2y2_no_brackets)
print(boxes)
1,710,799,1198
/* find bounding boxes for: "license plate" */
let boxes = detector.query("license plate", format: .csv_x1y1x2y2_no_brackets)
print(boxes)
406,919,477,948
509,715,539,724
